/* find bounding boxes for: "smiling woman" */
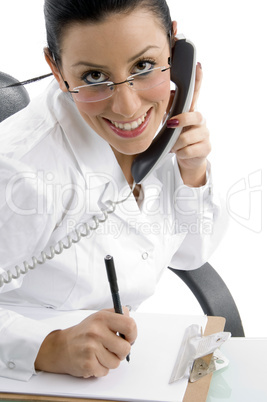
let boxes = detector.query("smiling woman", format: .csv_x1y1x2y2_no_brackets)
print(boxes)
45,9,173,176
0,0,224,381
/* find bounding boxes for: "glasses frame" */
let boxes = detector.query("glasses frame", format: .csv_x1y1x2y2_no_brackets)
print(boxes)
68,65,171,103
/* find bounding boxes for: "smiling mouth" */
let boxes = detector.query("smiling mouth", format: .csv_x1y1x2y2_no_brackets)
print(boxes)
110,112,147,131
104,110,151,138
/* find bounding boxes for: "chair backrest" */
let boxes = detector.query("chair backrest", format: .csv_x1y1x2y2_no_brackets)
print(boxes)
169,263,245,337
0,72,30,123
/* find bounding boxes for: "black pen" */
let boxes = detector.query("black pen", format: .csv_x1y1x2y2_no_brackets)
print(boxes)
104,254,130,362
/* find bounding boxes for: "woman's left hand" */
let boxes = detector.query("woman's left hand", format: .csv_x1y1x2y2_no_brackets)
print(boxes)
167,63,211,187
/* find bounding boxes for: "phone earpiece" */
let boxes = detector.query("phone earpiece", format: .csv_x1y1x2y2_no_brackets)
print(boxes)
131,37,196,184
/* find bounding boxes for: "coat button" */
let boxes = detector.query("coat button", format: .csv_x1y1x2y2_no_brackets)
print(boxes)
7,361,16,369
142,252,149,260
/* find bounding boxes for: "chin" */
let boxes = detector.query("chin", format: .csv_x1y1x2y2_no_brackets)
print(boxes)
116,137,154,156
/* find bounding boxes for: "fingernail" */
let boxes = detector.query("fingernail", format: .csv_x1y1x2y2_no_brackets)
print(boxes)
167,119,179,128
197,61,202,69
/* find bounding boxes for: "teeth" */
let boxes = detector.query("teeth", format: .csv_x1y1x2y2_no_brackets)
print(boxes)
111,112,147,131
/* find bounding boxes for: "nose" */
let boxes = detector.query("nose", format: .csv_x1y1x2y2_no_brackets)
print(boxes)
110,84,142,118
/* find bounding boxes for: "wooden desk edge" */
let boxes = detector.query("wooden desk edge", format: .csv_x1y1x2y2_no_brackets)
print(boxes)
183,316,226,402
0,316,226,402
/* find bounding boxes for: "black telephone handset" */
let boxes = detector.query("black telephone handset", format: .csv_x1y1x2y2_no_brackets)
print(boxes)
131,37,196,184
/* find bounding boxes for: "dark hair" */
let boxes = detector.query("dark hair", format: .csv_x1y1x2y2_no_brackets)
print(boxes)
44,0,173,62
1,0,172,90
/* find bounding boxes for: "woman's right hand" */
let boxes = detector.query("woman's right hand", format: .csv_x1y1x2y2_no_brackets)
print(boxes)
35,308,137,378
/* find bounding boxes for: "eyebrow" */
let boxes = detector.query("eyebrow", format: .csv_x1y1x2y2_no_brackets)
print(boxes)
71,45,161,69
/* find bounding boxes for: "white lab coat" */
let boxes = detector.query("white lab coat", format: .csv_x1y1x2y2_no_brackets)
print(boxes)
0,80,222,380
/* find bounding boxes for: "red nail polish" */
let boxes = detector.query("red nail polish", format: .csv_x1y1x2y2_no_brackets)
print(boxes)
197,61,202,69
167,119,179,128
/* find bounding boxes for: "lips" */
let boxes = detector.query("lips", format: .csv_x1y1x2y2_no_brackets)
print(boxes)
104,109,151,138
111,112,147,131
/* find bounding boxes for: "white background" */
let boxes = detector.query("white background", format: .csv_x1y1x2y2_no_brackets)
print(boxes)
0,0,266,336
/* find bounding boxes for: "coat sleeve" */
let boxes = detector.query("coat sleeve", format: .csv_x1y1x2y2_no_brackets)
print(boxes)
169,160,227,270
0,308,57,381
0,156,58,380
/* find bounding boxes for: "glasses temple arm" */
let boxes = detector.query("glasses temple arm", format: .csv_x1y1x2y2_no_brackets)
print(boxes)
52,55,78,94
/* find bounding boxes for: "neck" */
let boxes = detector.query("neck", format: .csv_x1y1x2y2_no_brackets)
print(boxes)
111,146,136,186
111,147,143,202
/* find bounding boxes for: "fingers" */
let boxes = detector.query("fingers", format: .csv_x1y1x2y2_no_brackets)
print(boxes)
81,340,125,378
70,333,129,379
190,62,203,112
170,111,210,165
175,138,211,161
68,310,137,378
98,309,137,344
122,305,131,316
103,305,130,316
78,345,110,379
89,313,134,358
108,310,137,341
177,110,205,129
168,110,206,151
173,125,208,150
35,309,138,379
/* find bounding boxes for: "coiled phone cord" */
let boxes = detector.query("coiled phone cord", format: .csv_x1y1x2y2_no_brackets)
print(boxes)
0,183,136,288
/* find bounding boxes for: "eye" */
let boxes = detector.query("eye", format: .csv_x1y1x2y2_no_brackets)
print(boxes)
82,70,109,85
132,60,156,75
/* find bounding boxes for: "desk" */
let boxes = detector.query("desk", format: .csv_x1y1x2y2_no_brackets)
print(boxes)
0,316,224,402
1,320,266,401
207,338,267,402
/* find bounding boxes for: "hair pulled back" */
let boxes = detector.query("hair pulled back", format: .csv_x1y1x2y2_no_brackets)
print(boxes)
44,0,172,62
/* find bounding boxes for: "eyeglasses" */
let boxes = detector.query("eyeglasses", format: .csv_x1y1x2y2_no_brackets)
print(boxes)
65,65,171,103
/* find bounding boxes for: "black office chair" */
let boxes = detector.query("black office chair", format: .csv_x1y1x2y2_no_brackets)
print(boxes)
168,263,245,336
0,71,30,123
0,72,245,337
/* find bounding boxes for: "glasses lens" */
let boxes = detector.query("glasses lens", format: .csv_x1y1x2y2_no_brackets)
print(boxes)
71,67,169,102
72,82,114,103
129,67,169,91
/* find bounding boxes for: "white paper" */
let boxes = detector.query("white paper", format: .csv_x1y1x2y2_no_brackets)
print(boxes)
0,307,207,402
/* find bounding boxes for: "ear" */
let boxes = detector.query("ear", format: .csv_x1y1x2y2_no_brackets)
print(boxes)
172,21,178,37
44,48,68,92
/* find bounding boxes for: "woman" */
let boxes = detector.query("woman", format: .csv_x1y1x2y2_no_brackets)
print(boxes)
0,0,221,380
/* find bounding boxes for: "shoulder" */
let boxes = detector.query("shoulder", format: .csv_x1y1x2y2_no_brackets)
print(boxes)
0,81,74,164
